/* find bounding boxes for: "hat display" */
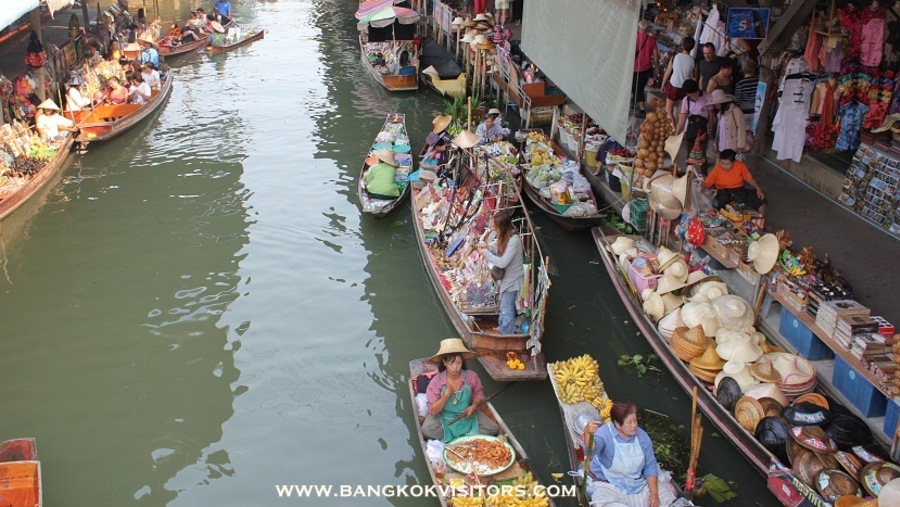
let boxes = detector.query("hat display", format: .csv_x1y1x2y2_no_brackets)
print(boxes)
463,18,475,27
610,236,635,256
373,148,397,166
648,173,682,210
711,295,754,331
664,132,685,164
661,292,684,315
691,280,729,301
749,360,783,383
453,130,480,149
451,16,464,26
656,247,679,271
656,274,687,295
671,172,689,206
793,448,839,488
717,334,763,363
716,360,760,392
860,462,900,497
761,352,817,399
853,444,891,465
715,376,743,411
663,259,689,282
657,307,685,341
835,450,865,478
432,114,452,134
755,416,791,465
786,436,804,466
653,201,683,220
743,382,790,408
672,326,712,361
758,397,784,418
748,233,780,274
643,292,665,322
706,89,736,105
429,338,476,363
37,99,60,111
794,393,830,410
681,301,716,330
735,395,765,432
791,425,838,454
474,13,490,22
689,346,725,382
683,270,718,290
825,414,873,450
816,469,863,502
783,402,833,426
461,33,476,43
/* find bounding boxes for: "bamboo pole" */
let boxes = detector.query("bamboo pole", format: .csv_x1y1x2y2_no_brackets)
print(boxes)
580,432,594,504
467,96,472,132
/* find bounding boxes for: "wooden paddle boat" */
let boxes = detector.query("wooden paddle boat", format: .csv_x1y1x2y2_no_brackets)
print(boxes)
0,438,41,507
71,73,173,144
358,113,412,216
207,26,265,55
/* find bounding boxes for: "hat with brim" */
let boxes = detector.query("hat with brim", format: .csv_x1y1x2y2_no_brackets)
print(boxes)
816,469,863,502
663,260,689,282
735,395,765,432
794,393,830,410
825,413,873,450
689,345,725,371
683,270,718,290
475,22,492,31
784,401,832,426
757,397,784,418
755,416,792,464
374,148,397,166
744,382,790,408
642,292,665,322
432,114,452,134
748,233,779,274
488,108,502,116
749,360,782,383
707,89,735,105
655,274,687,295
656,246,679,272
715,376,742,411
664,132,684,163
835,450,864,478
871,112,900,133
791,425,838,454
429,338,476,363
37,99,60,111
671,172,689,206
661,292,684,315
794,448,840,488
860,462,900,497
211,21,225,33
463,18,476,27
609,236,635,256
461,34,476,43
453,130,480,149
451,16,464,26
68,73,86,86
474,13,490,22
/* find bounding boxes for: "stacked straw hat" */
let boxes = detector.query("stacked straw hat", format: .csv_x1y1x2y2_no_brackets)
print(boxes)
671,326,712,362
689,346,725,383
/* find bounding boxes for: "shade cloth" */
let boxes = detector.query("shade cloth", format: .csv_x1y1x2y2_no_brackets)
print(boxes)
1,1,74,32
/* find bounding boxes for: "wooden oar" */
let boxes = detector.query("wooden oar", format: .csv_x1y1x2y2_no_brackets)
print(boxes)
446,382,516,425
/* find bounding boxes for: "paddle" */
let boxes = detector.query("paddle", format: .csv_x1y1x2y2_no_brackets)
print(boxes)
446,382,516,425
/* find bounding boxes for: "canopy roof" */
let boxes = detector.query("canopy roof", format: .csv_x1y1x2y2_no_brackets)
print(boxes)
2,1,74,33
356,6,420,30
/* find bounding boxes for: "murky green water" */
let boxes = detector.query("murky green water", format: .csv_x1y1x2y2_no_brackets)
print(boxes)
0,1,771,505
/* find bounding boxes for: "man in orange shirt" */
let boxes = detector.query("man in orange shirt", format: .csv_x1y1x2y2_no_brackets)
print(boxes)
704,149,767,216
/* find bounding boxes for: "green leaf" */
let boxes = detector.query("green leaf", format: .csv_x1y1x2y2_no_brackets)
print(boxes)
633,354,643,362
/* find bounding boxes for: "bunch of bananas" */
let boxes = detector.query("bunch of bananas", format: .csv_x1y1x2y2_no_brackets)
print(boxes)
452,496,484,507
598,397,614,421
550,355,604,404
484,494,548,507
526,131,545,143
511,471,538,496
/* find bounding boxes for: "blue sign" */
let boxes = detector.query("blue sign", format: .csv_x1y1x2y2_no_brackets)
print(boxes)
726,8,770,40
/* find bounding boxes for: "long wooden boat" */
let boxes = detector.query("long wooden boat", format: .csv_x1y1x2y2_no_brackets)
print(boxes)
359,36,419,92
520,130,604,232
0,438,41,507
419,38,465,98
0,134,73,222
157,33,210,59
357,113,411,216
408,358,557,507
71,73,173,143
591,227,835,507
207,27,265,55
411,151,551,381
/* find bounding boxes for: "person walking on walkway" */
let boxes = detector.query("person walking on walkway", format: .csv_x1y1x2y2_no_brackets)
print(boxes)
478,211,523,335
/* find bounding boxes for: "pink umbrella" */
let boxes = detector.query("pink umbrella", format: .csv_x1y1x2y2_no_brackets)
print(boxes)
355,0,402,19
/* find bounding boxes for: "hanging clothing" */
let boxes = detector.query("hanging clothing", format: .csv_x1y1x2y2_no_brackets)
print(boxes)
821,42,846,74
699,5,725,56
861,15,886,67
772,76,814,163
817,79,839,127
804,17,824,72
835,102,869,152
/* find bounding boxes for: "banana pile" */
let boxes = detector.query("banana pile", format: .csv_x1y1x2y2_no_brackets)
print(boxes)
526,131,546,143
484,494,549,507
550,354,605,405
452,496,484,507
511,471,541,497
599,397,614,421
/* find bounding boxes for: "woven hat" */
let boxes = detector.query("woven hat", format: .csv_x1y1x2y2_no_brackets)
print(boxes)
671,326,711,361
755,416,792,465
610,236,635,256
656,247,679,271
711,295,754,330
692,280,729,300
671,172,689,206
744,382,790,408
793,448,839,488
852,444,890,464
749,360,782,383
649,173,681,210
706,89,735,105
735,395,765,432
791,425,838,454
835,451,865,478
373,148,397,166
690,345,725,371
757,397,784,418
474,13,490,22
716,334,763,363
461,33,476,43
655,275,687,295
661,292,684,315
748,233,779,274
860,462,900,497
794,393,829,410
825,413,873,450
429,338,476,363
451,16,464,26
664,132,684,164
432,114,452,134
463,18,475,27
717,360,760,392
37,99,60,111
642,292,665,322
681,268,717,288
715,376,742,411
453,130,479,149
663,259,688,282
816,469,863,502
783,402,832,426
657,307,685,340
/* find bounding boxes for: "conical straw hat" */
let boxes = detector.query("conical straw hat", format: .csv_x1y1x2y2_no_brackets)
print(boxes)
672,172,689,206
664,132,684,163
655,274,687,295
643,292,665,322
661,293,684,314
373,148,397,166
610,236,635,256
429,338,476,363
750,360,783,383
461,33,476,43
690,346,725,371
748,233,780,274
453,130,479,149
37,99,60,111
432,114,452,134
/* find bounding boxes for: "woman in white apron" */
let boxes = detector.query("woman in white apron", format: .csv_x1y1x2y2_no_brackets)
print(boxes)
583,402,678,507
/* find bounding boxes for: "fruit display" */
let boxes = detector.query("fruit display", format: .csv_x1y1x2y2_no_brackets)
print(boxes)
484,492,549,507
550,354,607,407
506,351,525,370
451,496,485,507
633,99,673,178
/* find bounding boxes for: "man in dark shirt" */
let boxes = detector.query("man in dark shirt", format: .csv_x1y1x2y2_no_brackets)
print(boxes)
697,42,721,93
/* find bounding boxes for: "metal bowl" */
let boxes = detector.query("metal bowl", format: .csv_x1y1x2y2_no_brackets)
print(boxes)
573,411,599,436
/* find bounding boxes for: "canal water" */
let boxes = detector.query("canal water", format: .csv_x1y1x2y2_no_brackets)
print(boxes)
0,1,771,505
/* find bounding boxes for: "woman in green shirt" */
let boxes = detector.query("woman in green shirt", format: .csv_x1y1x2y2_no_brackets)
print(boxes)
365,148,400,200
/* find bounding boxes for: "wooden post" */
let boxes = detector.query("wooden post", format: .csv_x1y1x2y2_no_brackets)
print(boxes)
467,96,472,132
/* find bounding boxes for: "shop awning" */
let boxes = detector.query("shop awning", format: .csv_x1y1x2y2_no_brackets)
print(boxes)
520,0,640,144
1,1,75,33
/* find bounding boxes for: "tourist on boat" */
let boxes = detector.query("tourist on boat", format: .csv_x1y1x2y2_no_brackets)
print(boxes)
478,210,523,335
108,41,124,61
128,73,152,104
214,0,233,25
104,77,129,105
583,402,678,507
475,112,509,145
141,62,161,90
704,149,767,217
422,338,499,442
65,73,92,113
364,149,401,200
35,100,76,141
420,138,447,172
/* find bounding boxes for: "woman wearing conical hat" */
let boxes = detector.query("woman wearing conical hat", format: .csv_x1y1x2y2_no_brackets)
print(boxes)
421,339,499,442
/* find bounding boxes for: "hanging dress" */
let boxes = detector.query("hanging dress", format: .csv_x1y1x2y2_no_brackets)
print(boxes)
836,101,869,152
773,76,814,162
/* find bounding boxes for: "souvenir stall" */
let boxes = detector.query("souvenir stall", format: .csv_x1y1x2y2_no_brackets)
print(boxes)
0,120,65,199
838,141,900,238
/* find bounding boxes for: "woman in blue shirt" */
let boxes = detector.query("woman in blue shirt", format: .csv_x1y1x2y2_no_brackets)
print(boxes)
583,402,678,507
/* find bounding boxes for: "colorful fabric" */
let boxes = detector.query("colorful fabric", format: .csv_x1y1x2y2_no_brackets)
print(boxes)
836,102,869,151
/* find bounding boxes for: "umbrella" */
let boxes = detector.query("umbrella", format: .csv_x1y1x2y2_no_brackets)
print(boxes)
355,0,403,19
357,6,421,28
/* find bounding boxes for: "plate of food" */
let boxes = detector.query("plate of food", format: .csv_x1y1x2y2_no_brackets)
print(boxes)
443,435,516,476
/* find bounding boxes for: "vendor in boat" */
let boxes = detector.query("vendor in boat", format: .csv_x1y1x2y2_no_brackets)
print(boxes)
704,149,767,217
421,114,452,156
364,148,401,200
422,338,499,442
65,73,92,113
583,402,677,507
419,138,447,173
475,111,510,145
478,210,524,335
209,21,227,47
35,100,76,141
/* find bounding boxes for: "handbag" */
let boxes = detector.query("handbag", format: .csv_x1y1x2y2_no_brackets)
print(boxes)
490,266,505,281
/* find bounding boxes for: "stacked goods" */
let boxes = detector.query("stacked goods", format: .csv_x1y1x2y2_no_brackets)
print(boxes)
633,100,673,179
0,122,60,199
523,131,597,216
550,354,614,416
816,300,870,338
891,335,900,397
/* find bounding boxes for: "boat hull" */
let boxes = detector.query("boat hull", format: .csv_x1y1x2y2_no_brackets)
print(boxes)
357,113,410,216
359,37,418,92
521,181,603,232
0,438,41,507
207,28,265,54
0,136,73,222
158,34,210,58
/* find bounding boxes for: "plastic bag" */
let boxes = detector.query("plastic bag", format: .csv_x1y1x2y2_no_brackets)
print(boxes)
687,166,715,213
